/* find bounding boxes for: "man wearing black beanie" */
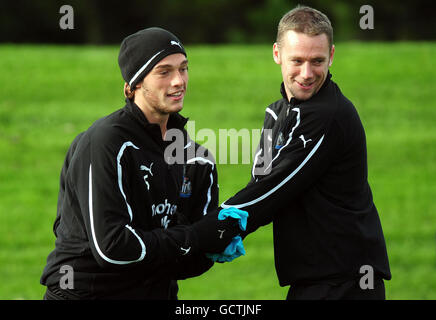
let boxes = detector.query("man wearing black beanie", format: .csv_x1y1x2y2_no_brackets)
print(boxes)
40,27,242,299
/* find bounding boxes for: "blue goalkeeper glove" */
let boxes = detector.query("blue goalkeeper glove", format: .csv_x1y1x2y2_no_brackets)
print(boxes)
206,235,245,262
205,207,248,262
218,207,248,231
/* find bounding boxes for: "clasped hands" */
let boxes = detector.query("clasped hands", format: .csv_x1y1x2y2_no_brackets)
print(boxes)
206,207,248,263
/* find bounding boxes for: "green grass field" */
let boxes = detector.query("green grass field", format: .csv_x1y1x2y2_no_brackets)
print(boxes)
0,42,435,300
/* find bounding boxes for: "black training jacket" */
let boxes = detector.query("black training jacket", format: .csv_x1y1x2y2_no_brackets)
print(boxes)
40,99,217,299
222,73,391,286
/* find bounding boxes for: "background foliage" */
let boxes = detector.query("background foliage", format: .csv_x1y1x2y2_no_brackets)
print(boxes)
1,0,435,45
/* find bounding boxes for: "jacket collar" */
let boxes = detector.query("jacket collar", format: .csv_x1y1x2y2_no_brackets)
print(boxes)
280,71,333,105
125,98,188,131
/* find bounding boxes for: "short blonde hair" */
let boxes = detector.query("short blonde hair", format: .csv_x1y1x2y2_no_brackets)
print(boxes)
277,5,333,49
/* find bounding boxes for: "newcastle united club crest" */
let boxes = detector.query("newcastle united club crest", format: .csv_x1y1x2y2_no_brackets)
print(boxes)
275,131,285,150
180,165,192,198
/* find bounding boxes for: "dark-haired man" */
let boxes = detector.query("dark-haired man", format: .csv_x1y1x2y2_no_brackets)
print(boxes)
40,27,242,299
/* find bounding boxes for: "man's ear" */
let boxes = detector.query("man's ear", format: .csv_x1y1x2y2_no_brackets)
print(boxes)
328,44,335,67
273,43,281,65
123,82,135,99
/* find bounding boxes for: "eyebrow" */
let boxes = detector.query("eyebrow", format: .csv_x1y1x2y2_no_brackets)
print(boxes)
289,56,326,60
155,59,189,70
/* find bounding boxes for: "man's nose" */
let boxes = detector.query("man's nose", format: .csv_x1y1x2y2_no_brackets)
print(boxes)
300,62,314,79
171,71,185,87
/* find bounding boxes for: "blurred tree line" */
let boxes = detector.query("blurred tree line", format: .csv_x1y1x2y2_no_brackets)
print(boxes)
0,0,434,44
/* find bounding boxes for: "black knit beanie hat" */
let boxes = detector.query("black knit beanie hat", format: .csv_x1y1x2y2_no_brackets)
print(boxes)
118,27,187,89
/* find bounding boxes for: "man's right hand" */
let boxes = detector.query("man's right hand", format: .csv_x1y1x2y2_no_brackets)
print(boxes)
191,208,242,254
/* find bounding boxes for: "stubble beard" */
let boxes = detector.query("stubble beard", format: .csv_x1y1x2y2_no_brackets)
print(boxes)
288,75,326,101
141,83,174,116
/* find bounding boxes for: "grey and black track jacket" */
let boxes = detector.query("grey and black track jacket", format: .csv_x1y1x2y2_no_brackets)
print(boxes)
222,73,391,286
40,98,220,299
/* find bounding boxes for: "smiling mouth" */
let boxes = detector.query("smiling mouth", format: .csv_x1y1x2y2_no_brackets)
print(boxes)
167,90,185,100
296,81,315,90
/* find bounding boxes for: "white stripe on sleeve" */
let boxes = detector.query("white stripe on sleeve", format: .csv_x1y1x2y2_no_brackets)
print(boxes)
266,107,278,121
186,157,215,168
88,164,146,265
202,171,214,215
186,157,215,215
117,141,139,221
263,108,301,174
221,134,324,209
